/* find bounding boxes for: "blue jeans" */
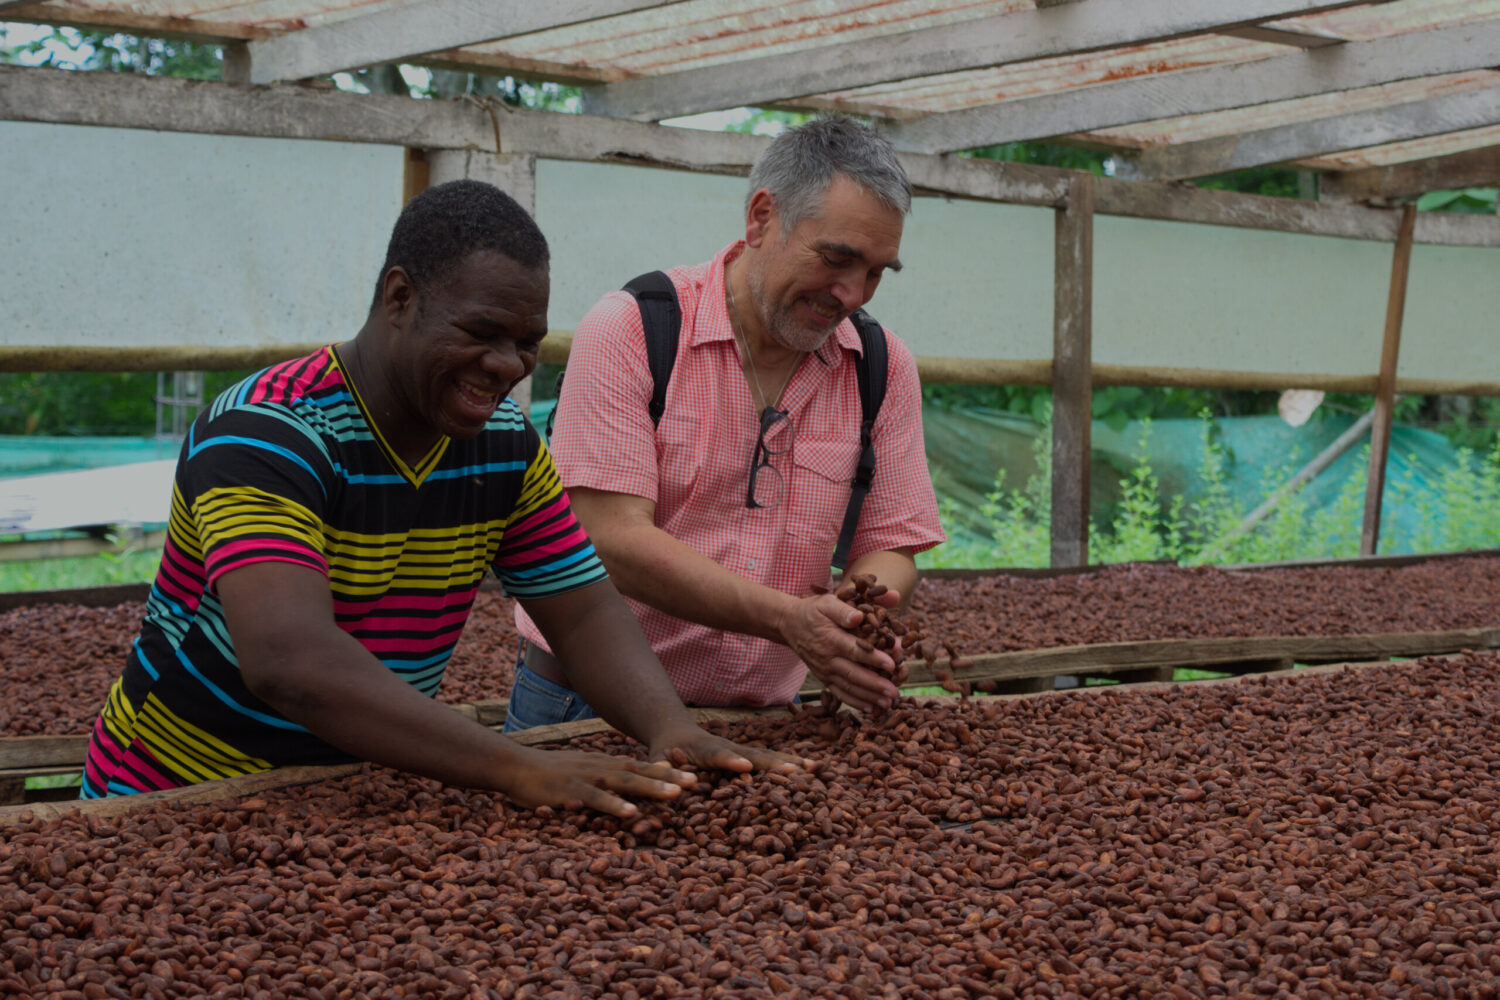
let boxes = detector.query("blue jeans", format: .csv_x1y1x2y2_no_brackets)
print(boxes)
502,660,599,733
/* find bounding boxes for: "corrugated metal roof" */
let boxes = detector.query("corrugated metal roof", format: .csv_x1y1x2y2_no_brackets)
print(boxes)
7,0,1499,196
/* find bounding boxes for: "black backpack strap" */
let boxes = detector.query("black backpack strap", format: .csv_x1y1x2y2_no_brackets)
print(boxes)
546,271,680,441
832,309,888,571
623,271,681,427
543,369,565,441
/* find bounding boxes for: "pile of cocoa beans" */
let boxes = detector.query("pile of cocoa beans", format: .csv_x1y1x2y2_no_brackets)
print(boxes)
4,651,1500,998
4,554,1499,737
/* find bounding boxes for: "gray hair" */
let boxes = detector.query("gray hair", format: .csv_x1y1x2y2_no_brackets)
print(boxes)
746,115,911,233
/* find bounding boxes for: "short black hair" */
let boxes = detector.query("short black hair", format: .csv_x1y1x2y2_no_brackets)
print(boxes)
371,179,549,309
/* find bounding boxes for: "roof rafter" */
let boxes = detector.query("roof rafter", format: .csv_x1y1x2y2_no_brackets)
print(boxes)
1217,24,1346,47
1320,145,1500,202
889,17,1500,154
246,0,688,85
5,64,1497,248
581,0,1370,122
1,2,267,42
1117,86,1500,181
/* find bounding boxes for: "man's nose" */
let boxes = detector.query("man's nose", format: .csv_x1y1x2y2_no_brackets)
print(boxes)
831,275,867,314
482,340,531,379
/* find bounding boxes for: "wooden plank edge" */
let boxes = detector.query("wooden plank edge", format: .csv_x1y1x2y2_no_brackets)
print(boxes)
0,530,168,565
8,624,1498,766
0,735,91,770
16,337,1500,401
916,546,1500,580
0,706,787,827
800,627,1500,697
0,582,152,611
4,67,1499,249
951,654,1475,706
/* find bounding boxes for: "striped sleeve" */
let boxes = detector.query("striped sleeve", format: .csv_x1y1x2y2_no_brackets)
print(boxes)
176,403,336,588
491,435,607,599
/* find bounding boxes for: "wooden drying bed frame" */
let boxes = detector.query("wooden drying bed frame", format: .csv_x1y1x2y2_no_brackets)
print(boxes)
0,707,784,826
5,624,1496,809
3,547,1496,803
0,656,1460,830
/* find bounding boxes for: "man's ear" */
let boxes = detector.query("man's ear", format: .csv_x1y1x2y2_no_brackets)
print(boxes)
745,188,778,249
380,266,418,327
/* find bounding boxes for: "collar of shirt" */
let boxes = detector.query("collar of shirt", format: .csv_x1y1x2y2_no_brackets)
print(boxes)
688,241,866,370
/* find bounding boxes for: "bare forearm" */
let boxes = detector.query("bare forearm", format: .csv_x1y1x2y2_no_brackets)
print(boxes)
594,520,797,643
248,633,533,790
845,548,919,612
523,578,704,741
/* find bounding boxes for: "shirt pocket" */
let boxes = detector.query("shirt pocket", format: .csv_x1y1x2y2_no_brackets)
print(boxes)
657,412,744,511
786,435,859,546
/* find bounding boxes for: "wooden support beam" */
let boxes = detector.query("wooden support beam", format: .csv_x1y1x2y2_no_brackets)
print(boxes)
1120,86,1500,182
889,18,1500,156
1361,203,1416,557
1093,175,1500,246
1321,144,1500,203
401,148,429,205
426,151,536,209
1050,173,1094,569
246,0,683,85
221,42,251,86
582,0,1368,122
6,67,1498,249
0,4,267,43
1217,24,1345,48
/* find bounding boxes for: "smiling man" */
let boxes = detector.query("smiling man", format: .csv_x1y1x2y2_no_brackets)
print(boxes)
508,116,944,730
82,180,804,815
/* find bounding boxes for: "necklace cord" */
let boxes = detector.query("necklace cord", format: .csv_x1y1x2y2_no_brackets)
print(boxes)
726,263,796,412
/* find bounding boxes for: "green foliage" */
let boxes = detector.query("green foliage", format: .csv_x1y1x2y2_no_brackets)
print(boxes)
1397,437,1500,553
961,141,1111,177
0,371,251,436
926,386,1499,471
358,64,583,109
924,405,1053,569
1091,422,1182,564
26,773,82,791
920,410,1500,570
1190,166,1310,200
722,109,813,135
1,25,223,77
923,384,1225,431
0,24,585,110
1321,393,1500,454
1416,188,1497,215
0,547,161,592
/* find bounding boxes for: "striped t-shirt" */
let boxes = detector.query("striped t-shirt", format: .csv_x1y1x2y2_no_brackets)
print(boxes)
82,346,604,798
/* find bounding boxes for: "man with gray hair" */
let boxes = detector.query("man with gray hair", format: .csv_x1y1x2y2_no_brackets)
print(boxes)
508,115,943,728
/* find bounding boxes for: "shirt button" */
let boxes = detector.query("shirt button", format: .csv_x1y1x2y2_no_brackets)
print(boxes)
747,559,756,570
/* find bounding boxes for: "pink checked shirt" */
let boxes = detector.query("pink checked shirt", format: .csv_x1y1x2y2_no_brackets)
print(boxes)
516,242,944,707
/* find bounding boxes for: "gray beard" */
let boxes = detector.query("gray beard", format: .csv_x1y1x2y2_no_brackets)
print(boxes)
746,266,841,353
